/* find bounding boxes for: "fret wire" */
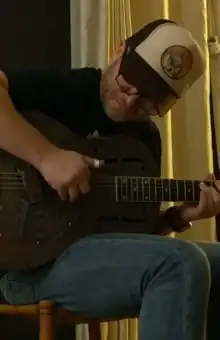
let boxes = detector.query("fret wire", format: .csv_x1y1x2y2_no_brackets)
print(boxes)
136,177,138,200
169,179,171,201
131,177,134,201
145,178,149,201
121,177,124,200
192,180,195,200
125,176,128,200
136,177,139,201
128,177,131,201
142,177,145,201
125,177,128,200
176,179,179,201
186,180,189,200
115,176,118,202
122,176,126,201
164,179,168,199
131,177,133,201
131,176,135,201
184,180,186,201
175,180,179,201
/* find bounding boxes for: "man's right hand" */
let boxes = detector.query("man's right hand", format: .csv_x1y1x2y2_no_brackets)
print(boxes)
39,147,100,203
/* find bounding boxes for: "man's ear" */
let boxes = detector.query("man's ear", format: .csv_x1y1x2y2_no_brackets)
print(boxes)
109,40,126,64
0,71,8,90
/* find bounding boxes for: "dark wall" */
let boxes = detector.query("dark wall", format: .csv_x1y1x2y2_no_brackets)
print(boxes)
0,1,73,338
0,0,71,71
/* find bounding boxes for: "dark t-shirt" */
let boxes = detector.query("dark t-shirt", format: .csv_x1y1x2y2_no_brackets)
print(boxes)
5,67,162,170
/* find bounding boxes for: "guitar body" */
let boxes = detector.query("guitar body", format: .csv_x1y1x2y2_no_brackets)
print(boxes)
0,111,161,270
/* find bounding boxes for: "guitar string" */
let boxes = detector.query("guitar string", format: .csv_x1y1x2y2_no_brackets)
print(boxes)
0,174,202,193
0,181,201,185
0,174,203,183
0,180,202,188
0,185,200,193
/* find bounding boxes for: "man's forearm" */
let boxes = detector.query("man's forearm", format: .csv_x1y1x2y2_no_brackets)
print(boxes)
0,85,56,170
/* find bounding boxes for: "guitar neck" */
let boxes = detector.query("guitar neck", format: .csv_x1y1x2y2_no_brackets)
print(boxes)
0,172,204,204
115,176,202,203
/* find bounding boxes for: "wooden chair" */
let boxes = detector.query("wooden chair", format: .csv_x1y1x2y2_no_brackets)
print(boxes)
0,300,136,340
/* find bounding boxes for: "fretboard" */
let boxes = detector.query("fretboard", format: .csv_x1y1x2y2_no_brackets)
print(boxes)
115,176,201,203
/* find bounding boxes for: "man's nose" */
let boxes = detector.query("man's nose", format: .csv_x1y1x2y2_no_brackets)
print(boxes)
125,94,138,107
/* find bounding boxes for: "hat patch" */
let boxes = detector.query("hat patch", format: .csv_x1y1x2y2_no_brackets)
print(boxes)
161,45,193,80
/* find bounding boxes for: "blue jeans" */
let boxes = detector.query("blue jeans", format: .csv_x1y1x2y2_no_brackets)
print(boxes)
1,233,220,340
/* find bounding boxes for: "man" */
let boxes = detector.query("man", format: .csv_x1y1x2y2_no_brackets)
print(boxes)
0,18,220,340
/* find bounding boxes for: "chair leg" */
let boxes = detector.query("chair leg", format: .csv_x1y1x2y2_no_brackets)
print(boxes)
39,301,55,340
88,322,101,340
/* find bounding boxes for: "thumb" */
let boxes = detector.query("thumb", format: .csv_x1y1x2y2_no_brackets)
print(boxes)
84,156,104,168
201,173,215,188
204,173,215,181
199,182,210,192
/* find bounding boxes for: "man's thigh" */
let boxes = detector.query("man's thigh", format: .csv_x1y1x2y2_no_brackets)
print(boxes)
0,233,207,317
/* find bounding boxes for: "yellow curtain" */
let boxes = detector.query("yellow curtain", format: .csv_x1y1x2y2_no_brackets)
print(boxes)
106,0,215,244
70,0,108,69
130,0,215,243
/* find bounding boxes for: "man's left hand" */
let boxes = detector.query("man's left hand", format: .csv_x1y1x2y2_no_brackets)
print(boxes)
178,173,220,223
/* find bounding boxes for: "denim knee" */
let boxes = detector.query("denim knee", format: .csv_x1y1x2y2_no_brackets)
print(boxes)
164,239,211,289
143,238,211,294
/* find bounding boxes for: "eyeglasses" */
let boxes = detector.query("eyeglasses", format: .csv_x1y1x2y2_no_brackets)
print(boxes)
115,72,161,118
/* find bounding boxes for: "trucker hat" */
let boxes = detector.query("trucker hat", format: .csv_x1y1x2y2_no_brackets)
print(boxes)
119,19,205,116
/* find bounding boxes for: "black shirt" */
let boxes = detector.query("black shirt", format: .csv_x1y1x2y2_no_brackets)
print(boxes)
5,67,162,170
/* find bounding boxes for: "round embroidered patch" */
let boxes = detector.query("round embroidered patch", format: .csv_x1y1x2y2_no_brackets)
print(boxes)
161,45,193,80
